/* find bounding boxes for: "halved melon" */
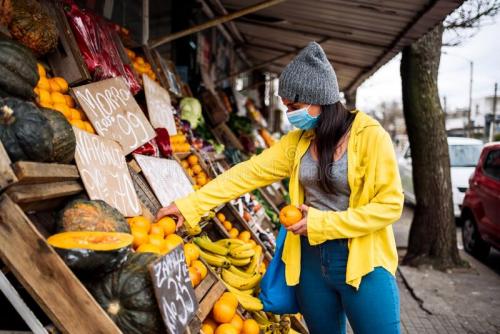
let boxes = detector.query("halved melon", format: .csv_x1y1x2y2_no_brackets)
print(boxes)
48,231,133,274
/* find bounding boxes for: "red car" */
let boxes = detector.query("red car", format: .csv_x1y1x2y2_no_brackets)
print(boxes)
461,142,500,258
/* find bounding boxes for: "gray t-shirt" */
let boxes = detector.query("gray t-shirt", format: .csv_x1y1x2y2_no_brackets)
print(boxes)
299,146,351,211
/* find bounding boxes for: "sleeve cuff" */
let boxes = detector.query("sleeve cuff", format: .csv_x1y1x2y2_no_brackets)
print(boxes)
307,207,328,245
174,193,202,228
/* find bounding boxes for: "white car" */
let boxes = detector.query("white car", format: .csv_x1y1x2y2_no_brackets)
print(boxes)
398,137,483,218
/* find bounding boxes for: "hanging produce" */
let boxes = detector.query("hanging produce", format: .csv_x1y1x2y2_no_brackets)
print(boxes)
7,0,58,56
47,231,133,273
0,38,38,100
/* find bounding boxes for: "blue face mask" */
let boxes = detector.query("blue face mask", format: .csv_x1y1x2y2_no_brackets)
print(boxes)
286,105,318,130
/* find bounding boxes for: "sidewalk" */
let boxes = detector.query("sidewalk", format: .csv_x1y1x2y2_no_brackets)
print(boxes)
394,206,500,334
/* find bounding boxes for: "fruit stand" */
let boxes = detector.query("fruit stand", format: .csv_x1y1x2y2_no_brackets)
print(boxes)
0,1,308,334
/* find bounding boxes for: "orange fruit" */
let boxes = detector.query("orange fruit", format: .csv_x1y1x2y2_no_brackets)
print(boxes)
149,224,165,238
149,234,166,250
37,76,50,90
128,216,151,232
70,108,82,121
51,91,66,105
203,319,218,333
131,228,149,249
247,239,256,247
37,89,52,105
181,160,189,169
191,260,208,279
219,292,238,309
165,234,184,252
212,299,236,324
64,95,75,107
229,314,243,333
184,243,200,265
223,220,232,232
196,175,208,186
83,121,95,133
202,323,215,334
192,164,202,174
49,79,62,93
237,231,251,243
37,63,46,77
136,243,161,254
188,266,201,287
229,228,239,239
39,101,53,109
241,319,259,334
215,324,238,334
279,205,303,227
52,77,69,93
216,213,226,222
52,103,70,116
187,168,194,177
187,154,199,165
157,216,176,236
243,211,252,222
70,119,86,130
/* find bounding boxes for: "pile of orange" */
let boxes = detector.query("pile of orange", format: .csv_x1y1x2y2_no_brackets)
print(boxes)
216,213,261,250
128,216,183,255
201,293,259,334
185,243,208,288
170,133,191,153
125,48,157,82
279,205,303,227
180,154,211,188
34,63,95,134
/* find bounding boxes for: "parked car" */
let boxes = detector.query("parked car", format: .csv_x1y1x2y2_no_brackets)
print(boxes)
461,142,500,258
399,137,483,218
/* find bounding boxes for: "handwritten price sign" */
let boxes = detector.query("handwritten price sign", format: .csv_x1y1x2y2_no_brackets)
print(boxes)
72,77,156,154
74,127,141,217
149,245,198,334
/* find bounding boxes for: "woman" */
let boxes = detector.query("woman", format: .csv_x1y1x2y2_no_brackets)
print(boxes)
157,42,404,334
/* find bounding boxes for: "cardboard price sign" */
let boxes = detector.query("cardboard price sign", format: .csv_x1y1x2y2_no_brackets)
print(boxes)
133,154,193,207
149,245,198,334
72,77,156,154
143,74,177,135
74,127,141,216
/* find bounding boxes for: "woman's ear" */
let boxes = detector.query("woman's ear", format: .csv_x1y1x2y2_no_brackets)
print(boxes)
308,105,321,117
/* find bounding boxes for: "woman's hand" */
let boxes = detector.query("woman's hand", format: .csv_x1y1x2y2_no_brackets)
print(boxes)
156,203,185,230
286,204,309,236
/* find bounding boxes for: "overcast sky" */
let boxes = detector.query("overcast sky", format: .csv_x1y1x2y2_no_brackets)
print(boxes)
356,12,500,113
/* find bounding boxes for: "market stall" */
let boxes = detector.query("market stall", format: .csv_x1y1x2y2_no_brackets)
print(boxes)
0,1,303,333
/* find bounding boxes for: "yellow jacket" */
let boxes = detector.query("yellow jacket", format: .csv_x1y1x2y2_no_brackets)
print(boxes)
175,110,404,289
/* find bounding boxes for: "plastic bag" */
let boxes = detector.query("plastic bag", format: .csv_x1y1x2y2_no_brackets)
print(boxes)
63,1,141,94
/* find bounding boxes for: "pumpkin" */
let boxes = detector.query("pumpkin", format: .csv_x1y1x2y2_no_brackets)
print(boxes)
48,231,132,273
0,0,12,27
40,108,76,163
0,97,53,162
57,199,130,233
86,253,165,334
0,38,38,100
8,0,58,56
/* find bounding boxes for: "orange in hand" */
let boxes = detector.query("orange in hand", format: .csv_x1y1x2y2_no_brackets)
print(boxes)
279,205,303,227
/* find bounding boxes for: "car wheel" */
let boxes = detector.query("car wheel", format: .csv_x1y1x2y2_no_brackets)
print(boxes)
462,216,490,259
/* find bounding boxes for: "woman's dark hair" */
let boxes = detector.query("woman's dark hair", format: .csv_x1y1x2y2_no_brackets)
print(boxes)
315,101,356,194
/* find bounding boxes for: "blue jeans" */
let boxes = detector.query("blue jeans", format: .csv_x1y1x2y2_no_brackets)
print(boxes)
297,237,400,334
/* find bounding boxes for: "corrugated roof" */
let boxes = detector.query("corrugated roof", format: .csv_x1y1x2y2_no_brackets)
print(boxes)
219,0,464,93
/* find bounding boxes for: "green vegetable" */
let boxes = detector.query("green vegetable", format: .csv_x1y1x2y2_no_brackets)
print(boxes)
180,97,202,128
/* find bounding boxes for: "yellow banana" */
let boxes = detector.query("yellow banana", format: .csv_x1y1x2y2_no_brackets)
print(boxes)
194,237,229,256
252,311,274,332
215,238,245,248
229,243,253,251
184,224,201,236
245,245,263,274
228,265,254,278
227,256,251,267
221,268,261,290
229,247,255,259
225,284,264,311
197,247,230,268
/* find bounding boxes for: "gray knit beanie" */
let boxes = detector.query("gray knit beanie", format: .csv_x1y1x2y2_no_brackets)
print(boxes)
278,42,340,105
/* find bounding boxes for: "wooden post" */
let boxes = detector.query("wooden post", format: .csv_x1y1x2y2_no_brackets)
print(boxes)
0,142,17,191
142,0,149,44
149,0,285,48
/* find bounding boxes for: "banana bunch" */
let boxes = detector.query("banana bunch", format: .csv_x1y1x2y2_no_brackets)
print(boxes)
252,312,296,334
224,284,264,311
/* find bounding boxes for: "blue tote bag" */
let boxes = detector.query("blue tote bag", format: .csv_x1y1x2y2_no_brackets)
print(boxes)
259,226,299,314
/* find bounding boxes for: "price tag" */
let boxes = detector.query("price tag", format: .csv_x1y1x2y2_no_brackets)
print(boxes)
133,154,193,207
74,127,141,216
143,74,177,134
149,245,198,334
72,77,156,154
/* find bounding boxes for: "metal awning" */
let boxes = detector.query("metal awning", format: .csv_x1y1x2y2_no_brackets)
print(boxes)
218,0,464,93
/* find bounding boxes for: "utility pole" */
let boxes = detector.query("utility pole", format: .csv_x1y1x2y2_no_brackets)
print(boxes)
489,82,498,142
467,61,474,137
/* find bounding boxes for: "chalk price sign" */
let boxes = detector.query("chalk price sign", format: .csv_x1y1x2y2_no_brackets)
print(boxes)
72,77,156,154
149,245,198,334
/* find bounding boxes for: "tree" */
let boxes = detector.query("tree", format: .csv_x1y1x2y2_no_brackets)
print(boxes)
401,0,500,268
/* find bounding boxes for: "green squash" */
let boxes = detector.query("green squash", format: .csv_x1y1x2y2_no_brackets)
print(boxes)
0,38,38,100
86,253,165,334
40,108,76,164
48,231,133,274
57,199,130,234
0,97,53,162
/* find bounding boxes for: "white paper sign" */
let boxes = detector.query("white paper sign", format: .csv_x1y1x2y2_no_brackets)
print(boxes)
143,74,177,134
74,127,142,217
72,77,156,154
134,154,193,206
